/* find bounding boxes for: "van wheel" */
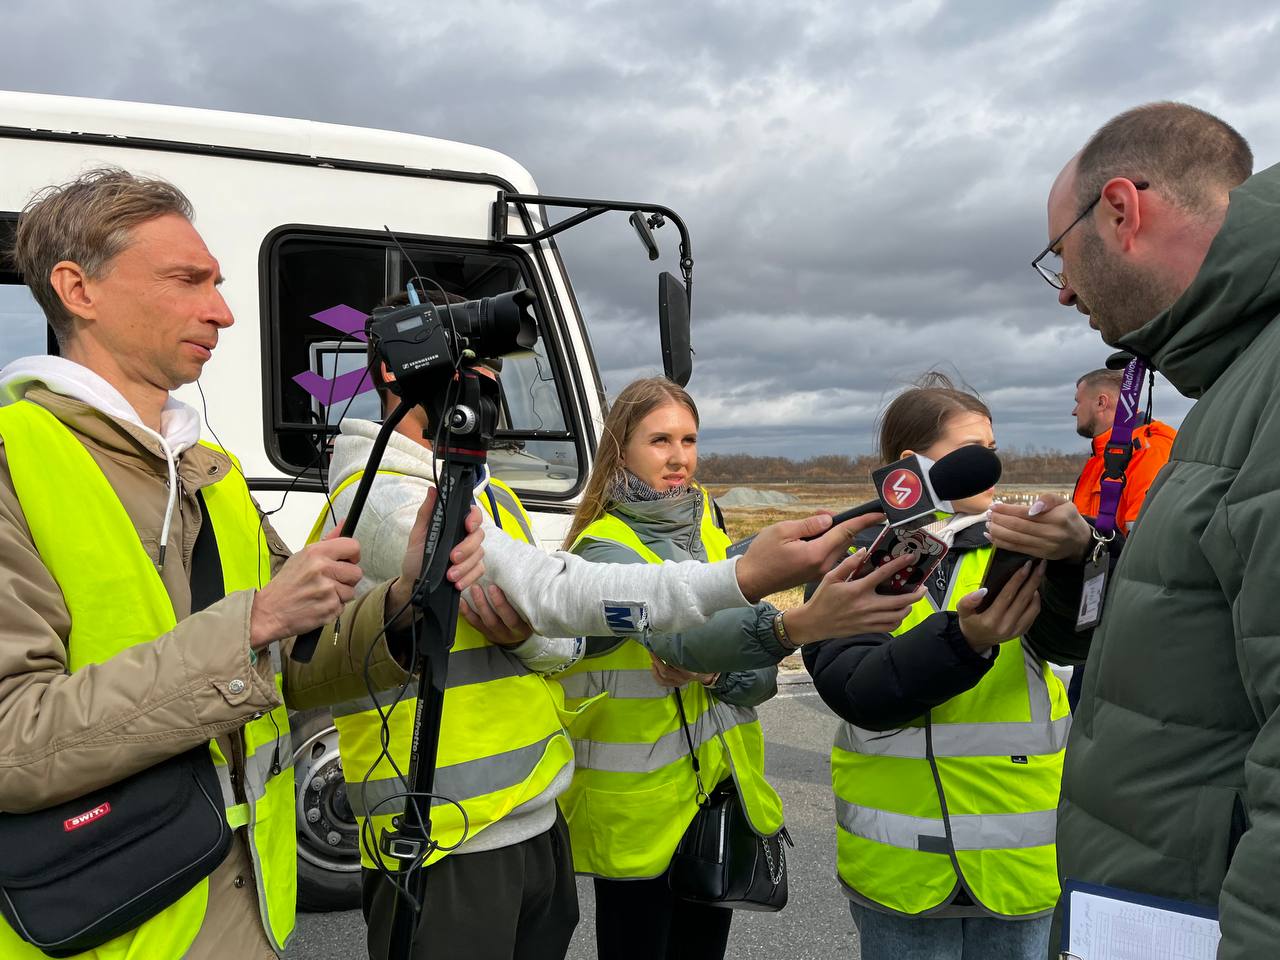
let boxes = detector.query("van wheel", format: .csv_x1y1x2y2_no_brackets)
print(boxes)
290,708,361,912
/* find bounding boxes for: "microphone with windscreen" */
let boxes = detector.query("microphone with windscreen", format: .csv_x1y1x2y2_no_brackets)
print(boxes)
723,445,1002,557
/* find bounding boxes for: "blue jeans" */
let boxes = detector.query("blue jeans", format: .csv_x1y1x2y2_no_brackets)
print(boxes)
849,902,1051,960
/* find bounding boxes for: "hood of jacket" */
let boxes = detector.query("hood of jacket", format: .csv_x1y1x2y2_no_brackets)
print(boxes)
0,355,202,452
1118,161,1280,399
609,486,710,562
0,356,207,557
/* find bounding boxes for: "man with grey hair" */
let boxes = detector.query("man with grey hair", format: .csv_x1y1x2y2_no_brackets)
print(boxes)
990,102,1273,957
0,166,489,959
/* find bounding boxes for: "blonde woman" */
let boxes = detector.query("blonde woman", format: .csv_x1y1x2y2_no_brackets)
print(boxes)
556,376,918,960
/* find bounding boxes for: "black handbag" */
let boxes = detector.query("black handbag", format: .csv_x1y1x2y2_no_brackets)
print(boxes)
666,688,793,912
0,491,235,956
0,749,233,956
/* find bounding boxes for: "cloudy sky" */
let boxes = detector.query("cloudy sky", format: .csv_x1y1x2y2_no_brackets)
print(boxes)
4,0,1277,457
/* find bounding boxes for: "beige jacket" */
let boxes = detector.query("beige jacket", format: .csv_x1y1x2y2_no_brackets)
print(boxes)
0,388,406,958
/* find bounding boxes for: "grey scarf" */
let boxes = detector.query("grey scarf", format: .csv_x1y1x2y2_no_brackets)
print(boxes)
608,468,693,504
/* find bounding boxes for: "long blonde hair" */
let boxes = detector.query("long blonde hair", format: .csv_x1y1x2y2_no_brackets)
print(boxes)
563,376,700,549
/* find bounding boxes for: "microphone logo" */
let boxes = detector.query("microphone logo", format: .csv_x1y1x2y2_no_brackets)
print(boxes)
883,468,923,510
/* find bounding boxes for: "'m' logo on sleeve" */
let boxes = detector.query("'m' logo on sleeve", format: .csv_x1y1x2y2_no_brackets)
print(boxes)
602,602,649,635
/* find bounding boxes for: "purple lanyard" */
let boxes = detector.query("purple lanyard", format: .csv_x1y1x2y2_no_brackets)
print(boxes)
1095,357,1147,537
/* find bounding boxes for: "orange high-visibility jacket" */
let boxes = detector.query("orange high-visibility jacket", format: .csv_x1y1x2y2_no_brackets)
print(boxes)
1072,420,1177,532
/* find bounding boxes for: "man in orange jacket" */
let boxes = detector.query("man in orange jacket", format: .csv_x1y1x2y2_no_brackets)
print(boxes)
1071,368,1176,533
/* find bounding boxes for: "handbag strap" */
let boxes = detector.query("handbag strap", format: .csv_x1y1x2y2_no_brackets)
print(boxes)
671,688,709,805
189,491,226,612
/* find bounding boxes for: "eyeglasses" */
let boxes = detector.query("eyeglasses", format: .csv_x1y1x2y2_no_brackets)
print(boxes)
1032,180,1149,289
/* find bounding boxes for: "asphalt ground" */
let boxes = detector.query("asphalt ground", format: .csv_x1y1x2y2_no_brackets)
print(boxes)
288,674,864,959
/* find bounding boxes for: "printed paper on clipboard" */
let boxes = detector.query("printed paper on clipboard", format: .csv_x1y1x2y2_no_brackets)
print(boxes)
1062,879,1221,959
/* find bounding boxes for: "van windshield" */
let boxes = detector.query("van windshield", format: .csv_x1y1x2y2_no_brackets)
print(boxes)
266,229,581,498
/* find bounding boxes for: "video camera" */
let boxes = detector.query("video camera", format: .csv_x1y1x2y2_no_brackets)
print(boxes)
368,288,538,441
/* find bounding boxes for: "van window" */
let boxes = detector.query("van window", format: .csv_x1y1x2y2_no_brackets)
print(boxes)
0,216,52,367
265,229,581,497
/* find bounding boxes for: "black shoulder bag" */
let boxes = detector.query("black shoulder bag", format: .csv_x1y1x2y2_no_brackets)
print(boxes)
667,688,792,912
0,491,235,956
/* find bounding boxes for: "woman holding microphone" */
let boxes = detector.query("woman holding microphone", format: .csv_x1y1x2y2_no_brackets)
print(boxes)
804,373,1090,960
553,376,919,960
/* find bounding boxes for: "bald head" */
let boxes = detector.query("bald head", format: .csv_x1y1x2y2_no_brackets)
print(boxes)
1076,102,1252,218
1043,103,1254,346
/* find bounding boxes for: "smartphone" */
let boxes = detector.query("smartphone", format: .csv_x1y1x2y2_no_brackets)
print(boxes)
851,524,949,596
976,548,1033,612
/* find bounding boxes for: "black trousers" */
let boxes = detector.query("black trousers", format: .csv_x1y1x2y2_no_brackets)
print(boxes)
362,810,579,960
593,873,733,960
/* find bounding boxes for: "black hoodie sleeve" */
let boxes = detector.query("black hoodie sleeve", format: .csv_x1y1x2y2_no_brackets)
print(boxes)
801,611,998,731
1021,531,1126,666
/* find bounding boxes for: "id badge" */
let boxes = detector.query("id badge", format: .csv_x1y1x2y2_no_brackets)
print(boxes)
1075,540,1109,631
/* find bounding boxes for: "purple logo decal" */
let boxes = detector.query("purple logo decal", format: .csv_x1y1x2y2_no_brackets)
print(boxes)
310,304,369,342
293,366,371,405
292,304,376,405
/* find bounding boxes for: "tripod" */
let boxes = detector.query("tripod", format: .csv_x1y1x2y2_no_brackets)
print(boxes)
382,368,498,958
303,365,498,959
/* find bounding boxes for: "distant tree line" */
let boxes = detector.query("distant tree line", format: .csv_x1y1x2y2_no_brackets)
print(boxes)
699,449,1088,485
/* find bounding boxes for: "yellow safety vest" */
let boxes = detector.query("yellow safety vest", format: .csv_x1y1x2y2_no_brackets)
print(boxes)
831,539,1069,917
555,491,784,879
0,400,296,959
319,471,576,869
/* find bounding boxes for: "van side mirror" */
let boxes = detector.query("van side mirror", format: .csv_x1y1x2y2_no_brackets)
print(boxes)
630,211,661,261
658,271,692,386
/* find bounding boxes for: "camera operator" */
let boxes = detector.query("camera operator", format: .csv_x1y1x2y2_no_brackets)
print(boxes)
0,168,485,960
319,306,890,960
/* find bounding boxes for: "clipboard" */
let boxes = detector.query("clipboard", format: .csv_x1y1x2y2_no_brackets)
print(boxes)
1060,879,1220,959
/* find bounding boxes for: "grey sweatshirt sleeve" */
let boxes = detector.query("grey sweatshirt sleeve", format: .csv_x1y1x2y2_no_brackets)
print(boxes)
480,514,749,638
572,539,787,672
334,474,750,640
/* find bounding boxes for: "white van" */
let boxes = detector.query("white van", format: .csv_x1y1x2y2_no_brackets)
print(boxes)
0,90,693,909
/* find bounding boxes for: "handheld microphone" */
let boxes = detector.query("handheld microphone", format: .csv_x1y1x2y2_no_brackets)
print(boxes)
723,445,1001,558
871,445,1001,526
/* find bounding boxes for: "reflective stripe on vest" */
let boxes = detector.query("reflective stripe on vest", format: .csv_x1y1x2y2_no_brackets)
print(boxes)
0,400,296,959
831,538,1067,919
835,800,1058,852
554,490,784,880
483,476,536,544
319,470,572,869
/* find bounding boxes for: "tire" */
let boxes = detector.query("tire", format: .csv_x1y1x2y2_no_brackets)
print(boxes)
290,707,362,912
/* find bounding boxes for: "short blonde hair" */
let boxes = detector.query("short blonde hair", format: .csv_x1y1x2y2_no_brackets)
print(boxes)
12,167,193,344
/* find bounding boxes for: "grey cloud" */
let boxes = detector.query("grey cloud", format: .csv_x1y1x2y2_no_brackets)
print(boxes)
0,0,1263,460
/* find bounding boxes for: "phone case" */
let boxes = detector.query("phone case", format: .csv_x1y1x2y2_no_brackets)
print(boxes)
976,548,1033,612
859,525,949,596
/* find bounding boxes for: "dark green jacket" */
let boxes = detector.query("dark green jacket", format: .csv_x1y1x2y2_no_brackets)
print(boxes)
1056,162,1280,959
